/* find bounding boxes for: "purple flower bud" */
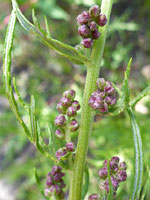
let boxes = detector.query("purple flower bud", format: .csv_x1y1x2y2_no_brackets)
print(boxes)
105,96,113,105
96,78,106,90
77,11,91,25
55,129,65,139
58,179,66,189
89,21,97,31
119,161,127,170
51,166,62,175
97,14,107,26
106,87,115,95
89,96,103,110
67,106,77,117
109,161,119,173
78,24,91,38
54,172,65,182
98,167,108,179
111,176,119,191
44,188,51,197
46,176,53,187
60,97,72,108
66,142,75,152
88,193,99,200
56,102,66,114
56,148,67,161
81,38,93,48
89,5,100,18
69,119,79,132
50,185,61,195
116,170,127,182
55,114,66,127
99,102,108,113
72,100,80,110
111,156,120,164
92,30,101,40
63,89,76,101
103,159,108,167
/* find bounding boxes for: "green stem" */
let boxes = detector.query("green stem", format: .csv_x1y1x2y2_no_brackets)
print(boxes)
69,1,113,199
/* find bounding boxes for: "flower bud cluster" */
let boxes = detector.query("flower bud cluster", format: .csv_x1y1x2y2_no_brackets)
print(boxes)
56,142,75,161
77,5,107,48
55,89,80,139
44,166,66,198
89,78,117,113
98,156,127,195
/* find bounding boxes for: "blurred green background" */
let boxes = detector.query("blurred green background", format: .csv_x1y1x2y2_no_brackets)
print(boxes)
0,0,150,199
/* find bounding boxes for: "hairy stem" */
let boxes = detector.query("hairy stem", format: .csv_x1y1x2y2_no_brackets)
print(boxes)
69,0,113,199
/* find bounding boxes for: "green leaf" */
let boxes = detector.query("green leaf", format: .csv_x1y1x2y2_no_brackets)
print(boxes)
82,166,89,200
127,107,143,200
140,166,149,200
44,15,51,39
107,160,114,200
11,0,90,65
3,10,31,140
130,85,150,107
30,95,37,142
109,58,132,116
13,77,29,112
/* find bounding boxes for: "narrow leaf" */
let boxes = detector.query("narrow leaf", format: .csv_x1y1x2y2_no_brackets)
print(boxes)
11,0,90,65
140,166,149,200
3,10,31,139
44,15,51,39
30,95,37,142
47,123,56,155
127,107,143,200
107,161,114,200
82,166,89,200
130,85,150,107
13,77,29,112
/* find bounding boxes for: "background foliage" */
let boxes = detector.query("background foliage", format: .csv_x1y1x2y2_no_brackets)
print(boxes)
0,0,150,199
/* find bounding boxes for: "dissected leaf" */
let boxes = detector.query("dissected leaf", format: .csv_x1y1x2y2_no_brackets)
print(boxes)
11,0,90,65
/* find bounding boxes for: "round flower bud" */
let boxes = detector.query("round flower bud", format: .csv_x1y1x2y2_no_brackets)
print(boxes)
96,78,106,90
63,89,76,101
99,102,108,113
92,30,100,40
60,97,72,108
54,172,65,182
119,161,127,170
116,170,127,182
89,5,100,18
111,156,120,164
67,106,77,117
105,96,114,105
78,24,91,38
77,11,91,25
89,21,97,31
56,147,67,161
56,102,66,114
88,193,99,200
55,114,66,127
98,167,108,179
66,142,75,152
103,159,108,167
89,96,103,110
50,185,61,195
111,176,119,191
51,165,62,175
97,14,107,26
69,119,79,132
109,161,119,173
55,129,65,139
46,176,53,187
81,38,93,48
44,188,51,197
72,100,80,110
